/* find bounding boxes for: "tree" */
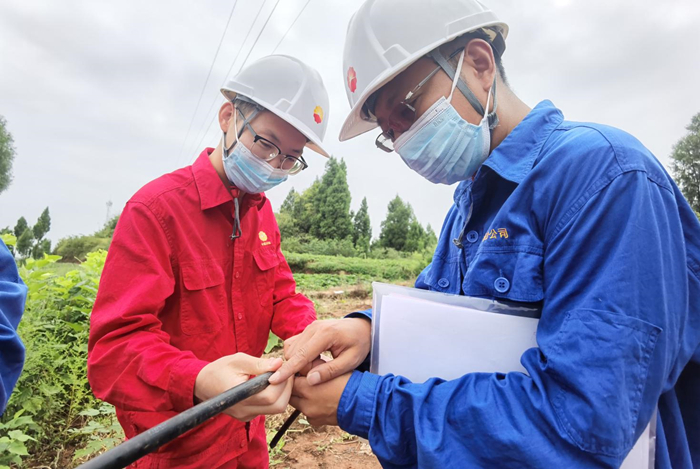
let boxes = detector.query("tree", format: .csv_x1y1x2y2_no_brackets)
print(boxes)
313,158,353,240
280,188,299,216
278,189,301,238
16,228,33,258
353,197,372,253
671,112,700,216
94,215,120,238
424,224,438,248
33,207,51,241
13,216,28,239
405,219,427,252
0,116,16,194
379,195,413,251
32,239,51,260
295,179,321,235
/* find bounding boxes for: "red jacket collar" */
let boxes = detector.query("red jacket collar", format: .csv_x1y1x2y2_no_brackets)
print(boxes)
192,148,265,211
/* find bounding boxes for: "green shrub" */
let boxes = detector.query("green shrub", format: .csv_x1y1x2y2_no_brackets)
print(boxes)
281,235,358,257
293,273,374,291
284,253,425,280
54,236,111,262
0,252,123,467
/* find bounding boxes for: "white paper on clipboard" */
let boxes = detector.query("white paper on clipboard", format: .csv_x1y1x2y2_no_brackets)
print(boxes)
370,282,655,469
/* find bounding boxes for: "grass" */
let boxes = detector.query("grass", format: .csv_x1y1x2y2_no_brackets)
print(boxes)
285,253,425,280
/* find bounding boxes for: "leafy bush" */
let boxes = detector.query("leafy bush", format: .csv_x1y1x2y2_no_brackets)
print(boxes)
54,236,111,262
0,233,16,247
281,235,359,258
293,273,374,291
0,252,123,467
367,246,406,260
284,253,425,280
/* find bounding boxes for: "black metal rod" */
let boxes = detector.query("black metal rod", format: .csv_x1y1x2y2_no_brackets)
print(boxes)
77,372,273,469
269,409,301,449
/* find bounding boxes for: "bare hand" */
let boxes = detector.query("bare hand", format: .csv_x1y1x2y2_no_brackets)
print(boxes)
268,318,371,386
289,373,352,427
194,354,293,422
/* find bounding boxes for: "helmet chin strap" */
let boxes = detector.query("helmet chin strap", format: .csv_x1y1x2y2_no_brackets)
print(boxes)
427,46,499,130
222,100,260,159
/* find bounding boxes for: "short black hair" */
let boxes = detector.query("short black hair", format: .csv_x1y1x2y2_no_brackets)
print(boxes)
439,29,509,88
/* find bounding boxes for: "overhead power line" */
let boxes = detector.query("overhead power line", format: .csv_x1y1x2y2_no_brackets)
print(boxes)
185,0,272,161
177,0,240,163
272,0,312,54
189,0,288,162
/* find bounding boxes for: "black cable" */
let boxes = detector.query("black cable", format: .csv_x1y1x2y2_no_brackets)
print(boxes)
77,372,273,469
269,409,301,449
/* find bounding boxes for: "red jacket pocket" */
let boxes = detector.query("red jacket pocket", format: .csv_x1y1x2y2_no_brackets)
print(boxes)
180,260,225,335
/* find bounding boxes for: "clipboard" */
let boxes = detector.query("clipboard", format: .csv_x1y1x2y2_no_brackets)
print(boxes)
370,282,655,469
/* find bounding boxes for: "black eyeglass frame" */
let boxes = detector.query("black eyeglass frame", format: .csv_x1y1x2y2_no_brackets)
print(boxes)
234,103,309,175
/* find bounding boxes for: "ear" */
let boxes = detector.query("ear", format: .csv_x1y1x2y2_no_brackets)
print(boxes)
219,102,235,133
462,38,496,93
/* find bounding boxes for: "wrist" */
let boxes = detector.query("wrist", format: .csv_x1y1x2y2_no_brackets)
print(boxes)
193,363,212,403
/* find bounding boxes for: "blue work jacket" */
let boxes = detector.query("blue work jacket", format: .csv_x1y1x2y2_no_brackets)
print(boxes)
338,101,700,468
0,239,27,415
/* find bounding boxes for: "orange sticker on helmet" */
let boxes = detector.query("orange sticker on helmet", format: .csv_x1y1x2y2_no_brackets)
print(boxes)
347,67,357,93
313,106,324,124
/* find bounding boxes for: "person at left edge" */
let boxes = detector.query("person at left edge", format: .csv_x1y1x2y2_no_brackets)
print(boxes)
87,55,331,469
0,238,27,415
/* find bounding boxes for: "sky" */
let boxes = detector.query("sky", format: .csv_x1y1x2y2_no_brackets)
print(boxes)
1,0,699,245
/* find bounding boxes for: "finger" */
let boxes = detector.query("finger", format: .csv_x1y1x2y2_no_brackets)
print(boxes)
291,375,309,398
306,353,359,386
283,334,300,359
231,354,283,376
279,377,294,405
269,334,330,384
288,395,303,411
239,379,294,417
298,357,325,377
244,381,287,407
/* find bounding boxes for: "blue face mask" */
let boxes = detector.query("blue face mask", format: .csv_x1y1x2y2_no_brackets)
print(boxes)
393,53,495,185
222,110,288,194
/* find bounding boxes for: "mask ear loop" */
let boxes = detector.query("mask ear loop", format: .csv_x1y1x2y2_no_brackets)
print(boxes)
483,80,493,121
447,51,465,103
222,103,238,160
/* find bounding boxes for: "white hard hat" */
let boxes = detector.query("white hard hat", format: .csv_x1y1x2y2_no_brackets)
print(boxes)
340,0,508,141
222,55,331,157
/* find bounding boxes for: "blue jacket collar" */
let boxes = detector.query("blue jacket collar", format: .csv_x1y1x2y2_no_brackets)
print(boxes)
453,100,563,213
483,100,564,185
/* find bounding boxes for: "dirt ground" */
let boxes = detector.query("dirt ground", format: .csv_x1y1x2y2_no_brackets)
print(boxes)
263,289,382,468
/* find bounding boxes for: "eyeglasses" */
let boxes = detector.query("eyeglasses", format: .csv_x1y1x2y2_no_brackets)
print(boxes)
235,105,308,175
372,64,443,153
365,48,463,153
245,125,308,175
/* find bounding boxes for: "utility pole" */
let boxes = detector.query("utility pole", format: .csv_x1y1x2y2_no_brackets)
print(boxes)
105,200,113,225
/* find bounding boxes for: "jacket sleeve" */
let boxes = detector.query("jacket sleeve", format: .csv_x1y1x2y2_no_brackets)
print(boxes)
337,171,680,468
0,239,27,415
87,202,208,413
269,246,316,340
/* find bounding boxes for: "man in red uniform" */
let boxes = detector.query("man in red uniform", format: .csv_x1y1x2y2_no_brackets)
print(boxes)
87,55,331,468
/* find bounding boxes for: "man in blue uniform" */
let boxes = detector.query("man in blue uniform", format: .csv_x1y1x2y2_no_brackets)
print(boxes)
272,1,700,467
0,238,27,415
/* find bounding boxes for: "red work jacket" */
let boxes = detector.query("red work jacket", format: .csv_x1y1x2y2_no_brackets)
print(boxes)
87,149,315,468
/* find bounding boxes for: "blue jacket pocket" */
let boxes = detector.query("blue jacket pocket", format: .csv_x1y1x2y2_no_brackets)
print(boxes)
546,309,661,457
463,247,544,303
